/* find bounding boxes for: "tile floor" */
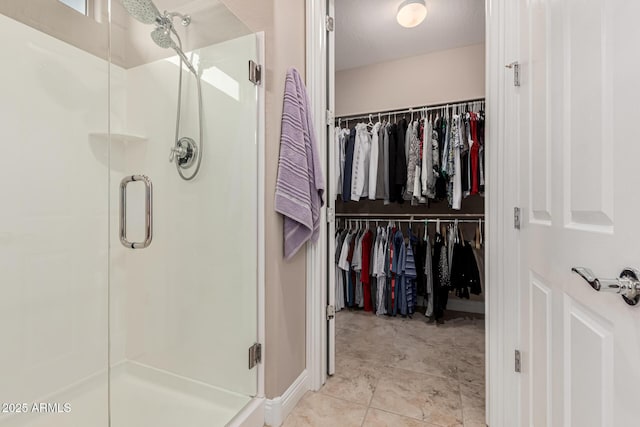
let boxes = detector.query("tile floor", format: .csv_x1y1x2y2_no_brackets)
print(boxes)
282,309,486,427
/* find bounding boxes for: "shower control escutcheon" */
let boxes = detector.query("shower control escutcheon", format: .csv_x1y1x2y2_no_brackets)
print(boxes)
169,137,198,169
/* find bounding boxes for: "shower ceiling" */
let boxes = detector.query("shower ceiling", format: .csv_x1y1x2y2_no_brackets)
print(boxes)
114,0,251,68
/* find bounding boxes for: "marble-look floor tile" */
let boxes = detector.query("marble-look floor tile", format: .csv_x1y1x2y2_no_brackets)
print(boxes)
301,310,487,427
461,406,486,427
363,408,439,427
282,392,367,427
455,351,485,385
320,356,382,405
389,338,459,379
370,367,463,427
460,381,485,411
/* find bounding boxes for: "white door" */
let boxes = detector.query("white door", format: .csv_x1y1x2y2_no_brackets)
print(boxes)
517,1,640,426
326,0,336,376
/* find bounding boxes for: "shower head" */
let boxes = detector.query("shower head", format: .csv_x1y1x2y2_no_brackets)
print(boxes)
150,27,175,49
122,0,161,25
151,28,198,75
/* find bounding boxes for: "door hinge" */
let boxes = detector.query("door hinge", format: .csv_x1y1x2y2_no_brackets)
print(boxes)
514,207,521,230
248,343,262,369
515,349,522,373
326,305,335,320
248,60,262,85
505,61,520,87
326,109,334,125
327,206,335,224
325,15,334,32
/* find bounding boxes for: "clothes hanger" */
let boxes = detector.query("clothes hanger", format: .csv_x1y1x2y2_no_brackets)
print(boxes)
453,219,459,243
458,220,465,245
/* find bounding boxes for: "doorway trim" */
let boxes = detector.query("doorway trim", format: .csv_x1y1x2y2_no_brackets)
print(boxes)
305,0,329,393
304,1,522,426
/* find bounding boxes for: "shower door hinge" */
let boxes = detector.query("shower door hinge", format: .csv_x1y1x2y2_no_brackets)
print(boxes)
248,342,262,369
505,61,520,87
515,349,522,373
248,60,262,85
326,109,334,125
325,15,334,32
327,206,335,224
514,207,521,230
326,305,335,320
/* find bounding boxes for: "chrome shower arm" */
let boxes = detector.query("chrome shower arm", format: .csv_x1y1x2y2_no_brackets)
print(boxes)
164,10,191,26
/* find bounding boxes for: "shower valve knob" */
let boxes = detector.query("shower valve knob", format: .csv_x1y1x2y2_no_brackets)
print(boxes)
169,137,198,168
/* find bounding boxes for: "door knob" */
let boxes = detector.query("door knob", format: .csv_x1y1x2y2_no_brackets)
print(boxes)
571,267,640,306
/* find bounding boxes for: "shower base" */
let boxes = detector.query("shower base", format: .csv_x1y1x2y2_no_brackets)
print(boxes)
0,362,252,427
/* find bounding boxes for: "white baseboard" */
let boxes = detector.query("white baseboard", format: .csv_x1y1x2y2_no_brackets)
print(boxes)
264,370,309,427
447,299,486,314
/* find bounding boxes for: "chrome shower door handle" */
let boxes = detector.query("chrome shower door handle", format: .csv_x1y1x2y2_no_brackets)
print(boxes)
571,267,640,306
120,175,153,249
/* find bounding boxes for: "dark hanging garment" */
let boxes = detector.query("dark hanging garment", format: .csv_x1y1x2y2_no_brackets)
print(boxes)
470,113,480,195
434,118,448,200
478,112,485,193
450,242,470,299
388,124,399,203
346,232,356,307
450,240,482,298
431,232,449,322
342,127,356,201
394,119,408,204
460,115,470,196
361,230,373,312
413,236,427,300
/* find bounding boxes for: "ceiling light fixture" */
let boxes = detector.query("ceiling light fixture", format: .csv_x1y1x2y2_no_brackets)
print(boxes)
396,0,427,28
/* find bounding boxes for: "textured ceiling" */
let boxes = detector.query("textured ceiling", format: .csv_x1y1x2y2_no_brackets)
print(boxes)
335,0,485,71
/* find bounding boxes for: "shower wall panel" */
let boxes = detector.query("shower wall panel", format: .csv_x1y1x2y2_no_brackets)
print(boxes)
0,13,110,426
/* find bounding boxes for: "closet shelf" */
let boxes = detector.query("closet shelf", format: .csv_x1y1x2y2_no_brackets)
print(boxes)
89,133,148,143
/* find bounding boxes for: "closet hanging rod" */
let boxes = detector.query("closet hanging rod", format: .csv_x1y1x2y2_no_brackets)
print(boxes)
337,218,482,224
335,213,484,218
335,97,486,122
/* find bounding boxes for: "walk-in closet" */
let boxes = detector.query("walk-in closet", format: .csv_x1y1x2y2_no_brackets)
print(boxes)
317,1,487,426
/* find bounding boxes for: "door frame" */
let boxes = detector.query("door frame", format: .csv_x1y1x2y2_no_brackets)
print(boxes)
304,1,521,426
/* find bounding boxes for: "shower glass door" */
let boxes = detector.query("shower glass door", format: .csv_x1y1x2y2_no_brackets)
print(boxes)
108,1,260,426
0,2,110,426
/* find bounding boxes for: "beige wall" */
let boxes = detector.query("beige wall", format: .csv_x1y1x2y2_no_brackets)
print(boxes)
336,44,486,116
220,0,308,399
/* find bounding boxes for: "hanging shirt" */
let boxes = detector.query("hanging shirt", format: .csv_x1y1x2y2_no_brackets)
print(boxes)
404,235,418,316
375,123,386,200
424,235,434,318
383,123,391,204
423,118,436,199
470,112,480,195
336,127,347,198
342,128,356,201
390,120,408,203
478,112,485,192
350,123,371,201
361,230,374,312
368,122,381,200
452,115,463,210
405,120,420,201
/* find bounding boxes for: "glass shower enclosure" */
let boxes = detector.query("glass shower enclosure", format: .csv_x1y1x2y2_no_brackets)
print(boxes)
0,1,261,426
